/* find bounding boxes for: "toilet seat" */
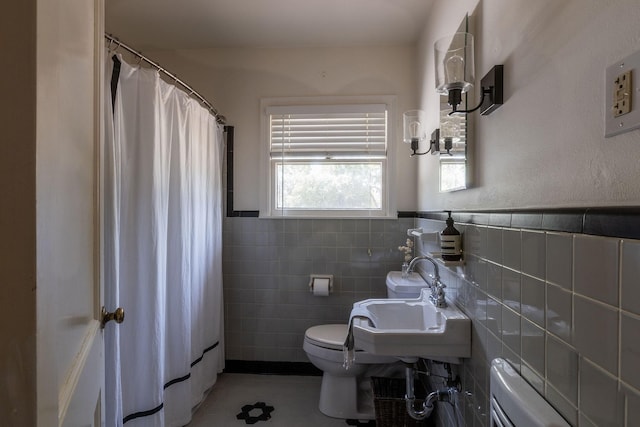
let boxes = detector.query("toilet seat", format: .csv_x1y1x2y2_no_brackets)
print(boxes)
305,324,347,350
304,324,398,364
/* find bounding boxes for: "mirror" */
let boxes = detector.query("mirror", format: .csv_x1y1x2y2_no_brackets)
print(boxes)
439,14,472,192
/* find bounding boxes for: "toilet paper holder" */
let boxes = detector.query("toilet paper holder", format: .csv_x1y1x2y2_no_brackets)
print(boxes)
309,274,333,294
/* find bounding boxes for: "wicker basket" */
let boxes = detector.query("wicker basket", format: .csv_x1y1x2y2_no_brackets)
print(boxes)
371,377,432,427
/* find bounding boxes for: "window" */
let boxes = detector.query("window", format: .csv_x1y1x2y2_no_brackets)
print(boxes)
261,98,395,218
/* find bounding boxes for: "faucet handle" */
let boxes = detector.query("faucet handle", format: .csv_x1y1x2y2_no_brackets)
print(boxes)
430,280,448,308
431,279,445,290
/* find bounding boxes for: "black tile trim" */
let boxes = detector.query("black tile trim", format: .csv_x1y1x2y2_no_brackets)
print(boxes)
415,207,640,240
511,212,543,230
224,126,258,218
542,211,584,233
416,211,449,221
583,207,640,240
224,360,322,376
397,211,418,218
488,213,512,227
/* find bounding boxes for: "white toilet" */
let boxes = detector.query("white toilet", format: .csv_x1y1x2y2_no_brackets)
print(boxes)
303,271,428,420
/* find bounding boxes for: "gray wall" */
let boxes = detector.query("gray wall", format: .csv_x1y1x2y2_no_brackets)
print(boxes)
223,217,413,361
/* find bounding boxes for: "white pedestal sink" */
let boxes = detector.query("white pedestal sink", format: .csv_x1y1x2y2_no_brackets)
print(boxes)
351,288,471,364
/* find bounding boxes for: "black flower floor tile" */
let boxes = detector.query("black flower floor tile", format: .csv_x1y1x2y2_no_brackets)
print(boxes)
235,402,275,424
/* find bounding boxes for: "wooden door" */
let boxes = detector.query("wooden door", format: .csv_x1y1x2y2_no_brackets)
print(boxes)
35,1,107,425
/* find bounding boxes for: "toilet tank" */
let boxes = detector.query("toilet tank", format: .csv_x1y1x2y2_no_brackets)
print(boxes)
386,271,429,298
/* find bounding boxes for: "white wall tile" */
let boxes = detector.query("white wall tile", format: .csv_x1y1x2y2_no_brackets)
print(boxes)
574,295,618,375
503,229,522,271
546,334,578,405
521,362,545,395
464,224,486,258
486,297,502,338
522,230,546,280
501,306,521,357
624,385,640,427
502,268,521,313
521,275,545,327
574,234,619,306
621,313,640,391
545,384,578,427
521,319,545,376
621,240,640,316
546,283,572,344
546,232,573,290
502,344,521,373
486,227,503,264
579,359,624,427
487,262,502,300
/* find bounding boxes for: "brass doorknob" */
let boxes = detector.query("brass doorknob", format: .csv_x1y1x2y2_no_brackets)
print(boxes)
101,306,125,328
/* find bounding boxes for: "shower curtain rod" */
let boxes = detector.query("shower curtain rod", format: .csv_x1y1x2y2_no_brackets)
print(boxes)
105,33,226,124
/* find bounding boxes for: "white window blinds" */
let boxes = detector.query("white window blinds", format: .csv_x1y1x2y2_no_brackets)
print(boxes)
268,104,387,158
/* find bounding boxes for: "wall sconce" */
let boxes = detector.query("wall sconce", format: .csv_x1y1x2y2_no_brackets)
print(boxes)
403,110,442,156
435,32,503,115
403,109,429,156
429,129,440,155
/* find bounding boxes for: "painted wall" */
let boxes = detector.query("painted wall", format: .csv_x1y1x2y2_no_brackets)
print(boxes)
144,45,419,211
416,0,640,211
0,3,37,425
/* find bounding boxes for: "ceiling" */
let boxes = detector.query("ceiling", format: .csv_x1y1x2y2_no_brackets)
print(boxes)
105,0,435,50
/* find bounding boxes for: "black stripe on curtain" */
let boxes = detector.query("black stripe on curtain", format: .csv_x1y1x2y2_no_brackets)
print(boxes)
110,55,121,114
122,342,219,424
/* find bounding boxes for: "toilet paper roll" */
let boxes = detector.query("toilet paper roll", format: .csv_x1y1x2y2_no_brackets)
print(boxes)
312,278,331,296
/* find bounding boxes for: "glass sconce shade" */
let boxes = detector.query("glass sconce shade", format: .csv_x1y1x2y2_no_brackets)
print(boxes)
435,32,475,96
403,110,427,153
435,32,475,113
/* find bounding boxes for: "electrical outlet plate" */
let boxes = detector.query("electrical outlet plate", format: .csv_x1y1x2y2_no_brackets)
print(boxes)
605,49,640,137
613,70,632,117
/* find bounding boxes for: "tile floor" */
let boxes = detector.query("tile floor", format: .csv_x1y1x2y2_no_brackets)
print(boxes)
188,373,368,427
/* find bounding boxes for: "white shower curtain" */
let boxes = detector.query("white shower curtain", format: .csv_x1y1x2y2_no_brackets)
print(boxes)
104,54,225,427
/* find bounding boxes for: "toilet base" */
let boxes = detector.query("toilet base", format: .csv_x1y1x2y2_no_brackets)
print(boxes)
318,372,375,420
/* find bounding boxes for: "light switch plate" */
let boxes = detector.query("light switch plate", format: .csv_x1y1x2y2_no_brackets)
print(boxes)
605,50,640,137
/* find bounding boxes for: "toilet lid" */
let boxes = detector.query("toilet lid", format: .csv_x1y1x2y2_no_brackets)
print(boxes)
305,324,348,350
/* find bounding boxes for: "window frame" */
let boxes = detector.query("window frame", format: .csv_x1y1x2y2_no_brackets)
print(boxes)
260,96,397,218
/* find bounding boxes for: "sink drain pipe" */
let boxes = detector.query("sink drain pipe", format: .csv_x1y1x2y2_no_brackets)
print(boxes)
405,366,457,421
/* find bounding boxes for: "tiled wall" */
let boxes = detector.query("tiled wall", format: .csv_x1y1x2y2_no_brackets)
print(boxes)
222,217,414,362
414,217,640,427
222,212,640,427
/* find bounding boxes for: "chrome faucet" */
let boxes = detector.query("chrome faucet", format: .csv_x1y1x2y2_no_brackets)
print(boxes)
406,255,447,308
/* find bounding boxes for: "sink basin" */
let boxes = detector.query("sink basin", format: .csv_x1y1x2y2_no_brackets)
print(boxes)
351,288,471,363
386,271,430,298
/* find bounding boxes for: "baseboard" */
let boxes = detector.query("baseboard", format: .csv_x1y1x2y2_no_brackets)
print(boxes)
224,360,322,376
